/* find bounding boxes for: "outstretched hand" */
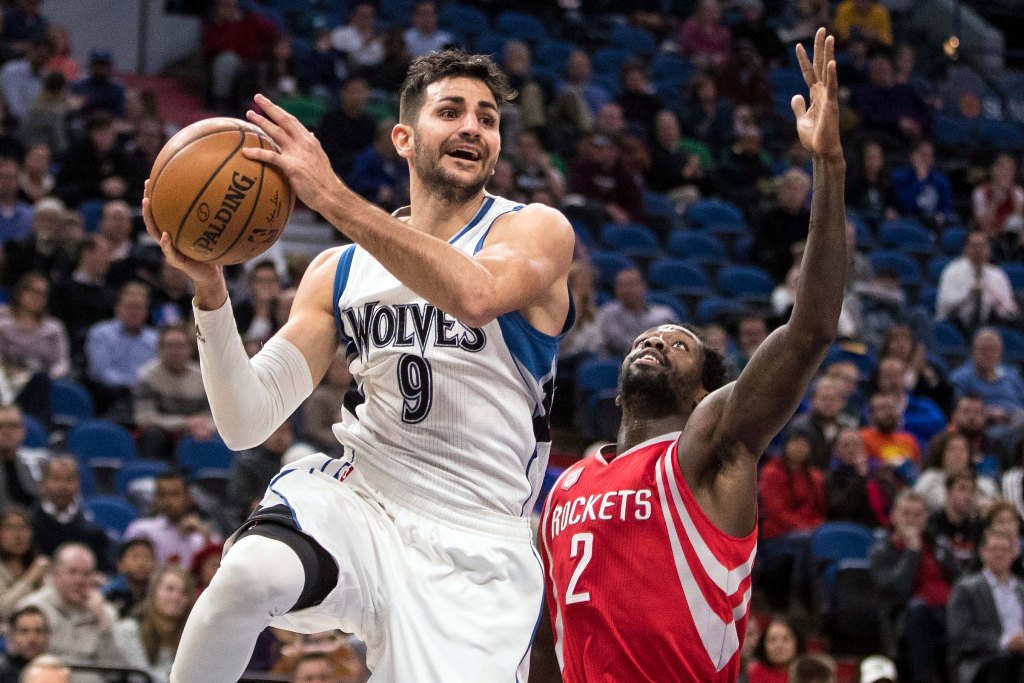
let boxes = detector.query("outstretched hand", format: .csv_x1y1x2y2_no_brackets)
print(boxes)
791,28,843,163
242,93,343,213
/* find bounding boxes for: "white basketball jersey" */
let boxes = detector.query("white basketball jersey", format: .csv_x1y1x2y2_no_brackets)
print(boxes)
331,194,574,518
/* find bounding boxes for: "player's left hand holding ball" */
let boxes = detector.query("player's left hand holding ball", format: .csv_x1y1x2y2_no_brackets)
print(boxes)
242,94,343,213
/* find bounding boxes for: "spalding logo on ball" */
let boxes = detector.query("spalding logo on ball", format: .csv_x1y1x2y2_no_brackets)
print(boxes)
147,117,295,265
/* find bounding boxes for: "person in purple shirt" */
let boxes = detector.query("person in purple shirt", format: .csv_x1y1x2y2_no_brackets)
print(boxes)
855,50,932,144
122,473,219,569
892,139,956,229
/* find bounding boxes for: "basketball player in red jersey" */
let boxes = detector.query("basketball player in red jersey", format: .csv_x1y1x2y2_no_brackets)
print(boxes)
538,28,845,682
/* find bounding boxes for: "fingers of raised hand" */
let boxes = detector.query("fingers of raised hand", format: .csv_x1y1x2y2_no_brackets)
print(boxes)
791,94,808,120
813,28,826,82
796,43,815,88
254,93,304,137
241,145,280,165
246,108,287,147
826,59,838,101
141,196,163,242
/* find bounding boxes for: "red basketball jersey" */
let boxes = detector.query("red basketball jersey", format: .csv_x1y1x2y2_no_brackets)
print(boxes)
539,432,757,682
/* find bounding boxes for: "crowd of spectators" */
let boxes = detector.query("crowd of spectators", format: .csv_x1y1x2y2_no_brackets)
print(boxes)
3,0,1024,680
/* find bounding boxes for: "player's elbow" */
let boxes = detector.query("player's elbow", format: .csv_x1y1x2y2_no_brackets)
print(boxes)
217,423,265,451
455,291,499,329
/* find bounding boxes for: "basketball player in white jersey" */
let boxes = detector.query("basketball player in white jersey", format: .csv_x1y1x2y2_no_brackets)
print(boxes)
142,51,575,682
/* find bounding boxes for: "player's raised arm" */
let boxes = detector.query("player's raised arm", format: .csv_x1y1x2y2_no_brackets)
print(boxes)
690,28,846,462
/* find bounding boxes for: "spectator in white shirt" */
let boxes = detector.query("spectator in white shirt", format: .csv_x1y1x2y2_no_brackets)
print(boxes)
330,1,383,72
403,1,452,58
936,231,1019,337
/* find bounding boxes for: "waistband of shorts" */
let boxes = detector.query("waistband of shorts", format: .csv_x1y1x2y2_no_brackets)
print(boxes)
357,459,534,541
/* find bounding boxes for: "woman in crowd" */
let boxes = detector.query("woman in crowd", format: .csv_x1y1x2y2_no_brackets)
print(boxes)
0,272,71,379
914,431,999,513
116,566,196,683
748,617,805,683
872,324,953,414
0,507,48,621
973,153,1024,260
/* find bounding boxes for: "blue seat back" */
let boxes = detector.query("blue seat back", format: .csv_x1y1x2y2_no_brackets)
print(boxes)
114,460,172,496
575,359,621,396
51,379,94,427
68,419,137,465
717,265,775,297
686,199,745,228
667,231,727,263
84,495,138,535
869,250,923,286
175,436,235,472
21,415,47,448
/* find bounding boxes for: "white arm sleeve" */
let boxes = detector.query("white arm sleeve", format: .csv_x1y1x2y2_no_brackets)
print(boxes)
194,297,314,451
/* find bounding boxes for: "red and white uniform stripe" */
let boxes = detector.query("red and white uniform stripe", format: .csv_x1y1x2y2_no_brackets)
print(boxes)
539,432,757,682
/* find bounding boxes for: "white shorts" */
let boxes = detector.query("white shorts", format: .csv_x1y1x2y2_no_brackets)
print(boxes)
234,452,543,682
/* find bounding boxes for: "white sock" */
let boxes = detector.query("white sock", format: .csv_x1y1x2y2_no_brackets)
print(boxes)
170,534,306,683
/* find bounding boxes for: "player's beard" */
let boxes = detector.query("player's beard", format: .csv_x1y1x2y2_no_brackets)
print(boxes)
618,365,683,419
413,135,493,205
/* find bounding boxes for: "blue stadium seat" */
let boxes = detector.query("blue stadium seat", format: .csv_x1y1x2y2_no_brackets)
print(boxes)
918,285,938,311
879,219,936,256
999,327,1024,363
650,53,690,82
176,436,235,472
592,73,620,98
685,198,745,228
575,359,620,400
20,414,47,448
846,210,874,250
591,47,632,77
978,119,1024,149
84,495,138,536
494,10,545,42
932,320,967,358
823,343,877,381
439,4,489,35
377,0,414,26
653,78,685,111
51,379,94,427
667,231,728,265
114,460,172,496
589,251,635,288
1002,263,1024,292
934,113,974,147
695,297,747,325
68,419,137,469
474,30,507,57
646,291,689,323
717,265,775,299
643,192,677,222
570,221,594,251
648,258,713,298
583,389,621,442
534,40,575,71
927,256,952,284
609,24,657,56
869,250,923,287
78,200,105,234
600,223,660,258
768,68,806,97
940,225,968,256
190,467,232,500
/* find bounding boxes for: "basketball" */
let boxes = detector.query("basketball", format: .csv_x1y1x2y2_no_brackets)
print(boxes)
147,117,294,265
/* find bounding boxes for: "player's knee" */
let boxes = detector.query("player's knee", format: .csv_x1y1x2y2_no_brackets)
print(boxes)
212,538,305,615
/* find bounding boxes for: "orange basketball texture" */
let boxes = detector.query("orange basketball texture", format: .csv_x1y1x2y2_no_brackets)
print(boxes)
147,118,294,265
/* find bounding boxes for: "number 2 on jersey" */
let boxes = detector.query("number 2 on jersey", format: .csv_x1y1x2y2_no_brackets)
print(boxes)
566,532,593,604
397,354,433,424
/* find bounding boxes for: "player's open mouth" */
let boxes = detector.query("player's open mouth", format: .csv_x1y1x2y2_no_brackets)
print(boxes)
633,350,667,367
447,148,481,161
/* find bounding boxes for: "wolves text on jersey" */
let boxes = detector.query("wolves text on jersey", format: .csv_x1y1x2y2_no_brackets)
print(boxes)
342,302,487,360
549,488,653,539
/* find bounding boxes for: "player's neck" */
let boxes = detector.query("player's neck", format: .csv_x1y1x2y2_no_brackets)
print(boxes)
406,184,487,241
616,413,689,456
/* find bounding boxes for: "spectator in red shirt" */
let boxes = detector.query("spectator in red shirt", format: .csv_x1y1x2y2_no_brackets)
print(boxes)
567,133,644,225
202,0,278,113
759,429,827,540
675,0,732,69
748,617,805,683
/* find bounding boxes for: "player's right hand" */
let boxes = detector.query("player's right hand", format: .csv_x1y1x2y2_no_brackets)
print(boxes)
143,179,228,308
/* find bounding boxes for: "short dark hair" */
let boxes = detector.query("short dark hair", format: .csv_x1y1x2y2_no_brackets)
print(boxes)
117,537,155,560
158,323,191,345
398,49,516,125
790,653,834,683
9,605,47,632
87,110,114,132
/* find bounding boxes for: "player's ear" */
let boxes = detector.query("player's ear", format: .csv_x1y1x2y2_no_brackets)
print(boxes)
614,393,622,407
392,123,414,159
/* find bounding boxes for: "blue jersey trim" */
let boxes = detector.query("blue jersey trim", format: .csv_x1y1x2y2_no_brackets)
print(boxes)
496,311,560,382
267,469,302,531
332,245,357,348
473,204,524,254
520,446,539,516
448,196,494,244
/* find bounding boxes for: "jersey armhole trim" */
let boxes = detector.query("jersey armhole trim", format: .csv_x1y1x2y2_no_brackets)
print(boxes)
332,245,357,350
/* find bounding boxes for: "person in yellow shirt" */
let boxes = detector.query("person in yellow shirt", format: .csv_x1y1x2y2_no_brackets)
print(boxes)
834,0,893,46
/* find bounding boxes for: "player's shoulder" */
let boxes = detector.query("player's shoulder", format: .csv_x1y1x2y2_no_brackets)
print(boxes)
492,202,574,245
300,245,351,284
